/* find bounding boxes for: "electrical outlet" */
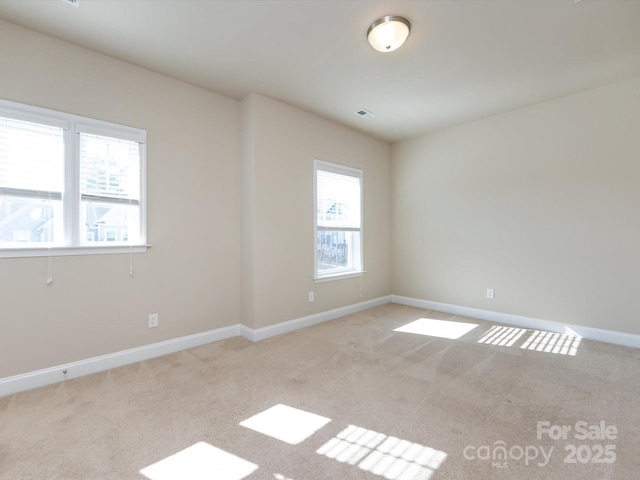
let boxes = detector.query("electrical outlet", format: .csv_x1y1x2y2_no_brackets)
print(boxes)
486,288,495,299
308,291,314,303
148,313,159,328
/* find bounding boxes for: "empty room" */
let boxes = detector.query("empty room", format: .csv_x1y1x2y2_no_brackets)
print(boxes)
1,1,639,479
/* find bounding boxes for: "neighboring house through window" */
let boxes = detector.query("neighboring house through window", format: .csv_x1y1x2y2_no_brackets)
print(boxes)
314,159,363,280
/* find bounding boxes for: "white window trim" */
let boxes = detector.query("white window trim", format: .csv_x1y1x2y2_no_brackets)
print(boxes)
0,98,148,258
313,270,366,283
0,245,150,259
313,159,364,281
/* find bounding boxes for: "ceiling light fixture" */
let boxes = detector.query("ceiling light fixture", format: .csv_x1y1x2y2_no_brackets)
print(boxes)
367,15,411,53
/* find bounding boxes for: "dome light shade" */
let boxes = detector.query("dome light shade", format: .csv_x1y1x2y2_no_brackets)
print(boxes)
367,15,411,53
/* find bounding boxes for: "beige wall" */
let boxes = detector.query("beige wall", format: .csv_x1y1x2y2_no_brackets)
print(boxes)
392,76,640,335
0,21,392,379
0,21,242,377
243,94,391,329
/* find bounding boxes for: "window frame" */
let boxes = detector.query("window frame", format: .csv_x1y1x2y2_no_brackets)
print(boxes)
313,159,364,281
0,98,147,258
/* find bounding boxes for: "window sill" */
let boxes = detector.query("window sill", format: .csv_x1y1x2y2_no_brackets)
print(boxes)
0,244,151,259
314,270,366,283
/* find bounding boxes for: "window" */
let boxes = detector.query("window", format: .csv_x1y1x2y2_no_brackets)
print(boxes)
0,99,146,258
314,160,363,280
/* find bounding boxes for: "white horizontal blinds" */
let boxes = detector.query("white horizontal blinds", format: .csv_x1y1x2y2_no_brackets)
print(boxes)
316,169,361,230
79,132,141,204
0,116,64,199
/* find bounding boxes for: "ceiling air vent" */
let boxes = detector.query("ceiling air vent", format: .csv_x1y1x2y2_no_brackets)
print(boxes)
355,109,376,119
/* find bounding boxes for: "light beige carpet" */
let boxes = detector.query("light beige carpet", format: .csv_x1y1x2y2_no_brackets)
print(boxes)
1,303,639,479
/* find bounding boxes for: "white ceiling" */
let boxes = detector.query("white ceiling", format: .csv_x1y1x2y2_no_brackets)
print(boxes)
1,0,640,142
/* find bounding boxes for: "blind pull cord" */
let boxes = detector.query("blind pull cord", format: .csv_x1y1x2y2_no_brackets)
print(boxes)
128,194,134,276
46,247,53,284
46,187,53,284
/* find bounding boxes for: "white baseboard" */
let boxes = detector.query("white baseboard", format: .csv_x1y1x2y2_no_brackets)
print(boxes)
391,295,640,349
240,295,393,342
5,294,636,397
0,324,241,398
0,295,392,397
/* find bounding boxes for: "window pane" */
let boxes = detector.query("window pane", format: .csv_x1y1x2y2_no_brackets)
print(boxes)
317,230,360,274
81,200,139,243
0,196,62,245
317,170,361,228
80,133,140,201
0,116,64,193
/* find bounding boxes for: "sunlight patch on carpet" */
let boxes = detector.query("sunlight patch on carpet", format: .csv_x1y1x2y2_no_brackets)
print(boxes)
317,424,447,480
394,318,478,340
240,404,331,445
140,442,258,480
477,326,527,347
521,330,581,356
